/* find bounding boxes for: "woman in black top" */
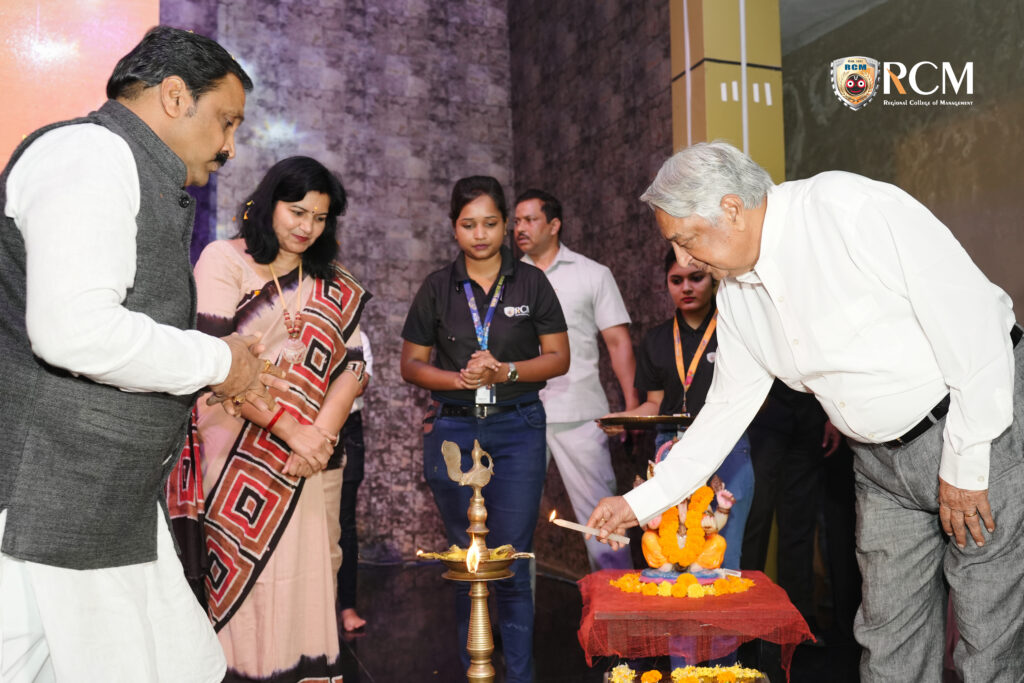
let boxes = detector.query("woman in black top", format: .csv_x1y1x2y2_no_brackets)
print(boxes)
602,247,753,570
400,176,569,682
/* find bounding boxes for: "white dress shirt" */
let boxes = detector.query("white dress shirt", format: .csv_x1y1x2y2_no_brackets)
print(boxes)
522,243,631,422
625,171,1015,524
4,124,231,394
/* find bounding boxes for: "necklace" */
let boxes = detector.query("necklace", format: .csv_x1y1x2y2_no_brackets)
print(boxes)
268,261,305,364
657,485,714,566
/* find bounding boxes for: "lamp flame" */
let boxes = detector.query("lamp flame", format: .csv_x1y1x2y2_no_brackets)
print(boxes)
466,543,481,573
415,549,423,557
548,509,557,522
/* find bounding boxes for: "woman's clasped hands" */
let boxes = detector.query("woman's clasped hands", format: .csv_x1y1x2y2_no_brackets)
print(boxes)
277,419,339,478
457,349,503,389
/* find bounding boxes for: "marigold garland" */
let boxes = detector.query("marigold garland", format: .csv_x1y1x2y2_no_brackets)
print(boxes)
609,571,754,599
657,486,715,566
609,663,764,683
669,665,761,682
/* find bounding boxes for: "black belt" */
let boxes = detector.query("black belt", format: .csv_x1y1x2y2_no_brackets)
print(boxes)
439,400,538,420
883,323,1023,449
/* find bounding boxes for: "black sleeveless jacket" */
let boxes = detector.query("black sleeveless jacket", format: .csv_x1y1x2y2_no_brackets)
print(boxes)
0,101,199,569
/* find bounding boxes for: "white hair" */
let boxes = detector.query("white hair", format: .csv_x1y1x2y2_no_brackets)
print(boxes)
640,141,774,223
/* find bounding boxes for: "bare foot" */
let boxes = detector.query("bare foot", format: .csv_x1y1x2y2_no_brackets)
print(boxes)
341,607,367,632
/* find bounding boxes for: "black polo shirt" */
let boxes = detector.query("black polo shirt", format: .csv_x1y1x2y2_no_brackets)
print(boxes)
635,306,718,416
402,245,567,405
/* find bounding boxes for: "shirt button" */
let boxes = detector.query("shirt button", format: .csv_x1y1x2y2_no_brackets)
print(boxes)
777,295,785,303
868,433,875,439
838,401,846,408
978,476,986,483
792,339,799,346
179,194,192,208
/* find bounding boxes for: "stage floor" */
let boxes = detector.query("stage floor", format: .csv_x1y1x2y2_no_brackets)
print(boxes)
333,561,863,682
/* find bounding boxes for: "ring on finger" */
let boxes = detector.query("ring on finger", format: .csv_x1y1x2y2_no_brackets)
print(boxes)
964,510,979,517
261,359,272,373
232,395,245,406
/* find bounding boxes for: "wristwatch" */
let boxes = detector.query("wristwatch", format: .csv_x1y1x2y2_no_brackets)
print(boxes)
505,361,518,383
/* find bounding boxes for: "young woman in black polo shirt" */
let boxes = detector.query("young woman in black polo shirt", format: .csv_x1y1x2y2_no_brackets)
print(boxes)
400,175,569,682
602,247,754,570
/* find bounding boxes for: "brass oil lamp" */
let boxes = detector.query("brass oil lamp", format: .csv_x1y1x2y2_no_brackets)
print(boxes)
417,439,533,682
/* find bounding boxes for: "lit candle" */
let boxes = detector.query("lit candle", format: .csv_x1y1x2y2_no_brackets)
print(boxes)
548,510,630,544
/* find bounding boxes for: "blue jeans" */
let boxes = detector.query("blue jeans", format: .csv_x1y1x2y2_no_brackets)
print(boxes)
424,401,547,683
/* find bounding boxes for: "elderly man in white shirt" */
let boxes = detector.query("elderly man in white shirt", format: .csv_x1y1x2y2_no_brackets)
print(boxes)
586,141,1024,682
515,189,639,570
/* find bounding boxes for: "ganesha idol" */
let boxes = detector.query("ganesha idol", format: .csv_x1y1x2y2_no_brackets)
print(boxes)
640,481,735,582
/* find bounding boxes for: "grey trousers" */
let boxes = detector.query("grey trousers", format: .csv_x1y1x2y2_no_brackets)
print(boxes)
849,342,1024,683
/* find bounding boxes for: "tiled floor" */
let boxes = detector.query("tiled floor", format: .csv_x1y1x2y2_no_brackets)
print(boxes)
335,561,862,682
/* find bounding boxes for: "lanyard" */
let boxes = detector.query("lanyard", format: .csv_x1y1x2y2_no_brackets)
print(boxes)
463,275,506,351
673,310,717,414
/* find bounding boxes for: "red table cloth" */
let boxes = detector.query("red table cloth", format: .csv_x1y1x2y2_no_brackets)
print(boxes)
578,570,812,679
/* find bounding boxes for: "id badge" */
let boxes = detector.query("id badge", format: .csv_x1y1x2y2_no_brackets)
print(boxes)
475,385,496,404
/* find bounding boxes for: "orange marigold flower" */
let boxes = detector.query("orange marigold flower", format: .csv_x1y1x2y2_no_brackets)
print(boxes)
610,574,643,593
691,486,714,510
676,573,697,587
642,582,659,596
640,672,663,683
718,672,737,682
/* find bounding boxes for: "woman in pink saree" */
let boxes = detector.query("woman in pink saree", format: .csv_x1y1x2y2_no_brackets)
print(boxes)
169,156,369,682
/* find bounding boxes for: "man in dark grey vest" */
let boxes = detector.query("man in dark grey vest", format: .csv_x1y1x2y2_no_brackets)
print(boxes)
0,27,281,681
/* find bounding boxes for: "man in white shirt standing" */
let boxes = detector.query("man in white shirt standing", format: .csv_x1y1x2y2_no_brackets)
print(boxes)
0,27,284,682
515,189,639,570
586,141,1023,682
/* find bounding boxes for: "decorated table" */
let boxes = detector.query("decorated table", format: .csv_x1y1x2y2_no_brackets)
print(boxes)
578,570,813,680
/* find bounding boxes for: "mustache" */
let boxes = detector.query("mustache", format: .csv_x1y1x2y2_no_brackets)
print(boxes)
214,152,230,167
